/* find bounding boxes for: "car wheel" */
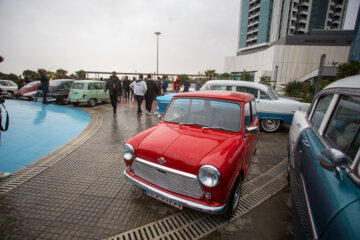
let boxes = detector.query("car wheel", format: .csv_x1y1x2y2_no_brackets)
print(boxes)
72,102,79,106
261,119,281,133
88,98,96,107
225,176,242,219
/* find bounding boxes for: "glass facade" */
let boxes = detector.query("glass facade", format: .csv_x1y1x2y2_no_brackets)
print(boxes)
309,0,329,30
349,8,360,62
258,0,273,44
239,0,250,48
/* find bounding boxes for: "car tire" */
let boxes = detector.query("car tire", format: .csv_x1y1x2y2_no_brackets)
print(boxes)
261,119,281,133
224,175,243,220
72,102,79,106
88,98,96,107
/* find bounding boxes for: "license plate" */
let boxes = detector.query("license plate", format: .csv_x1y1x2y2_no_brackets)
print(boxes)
143,189,183,210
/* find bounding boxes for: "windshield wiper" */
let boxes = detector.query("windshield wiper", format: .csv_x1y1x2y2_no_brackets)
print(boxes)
179,122,208,128
201,126,231,132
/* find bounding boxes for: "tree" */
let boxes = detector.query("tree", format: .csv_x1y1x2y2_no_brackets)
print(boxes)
336,60,360,80
75,70,86,80
259,75,271,85
0,72,19,83
56,69,68,79
242,72,252,81
22,69,39,81
221,73,230,80
204,70,216,80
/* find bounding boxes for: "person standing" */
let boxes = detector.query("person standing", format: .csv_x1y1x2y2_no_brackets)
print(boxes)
173,77,181,93
162,76,168,94
195,78,202,91
39,70,49,104
123,76,131,99
104,71,122,115
144,74,159,115
130,74,147,115
183,79,191,92
156,77,162,96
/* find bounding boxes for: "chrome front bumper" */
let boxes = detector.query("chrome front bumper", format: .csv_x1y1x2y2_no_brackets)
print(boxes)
123,169,226,214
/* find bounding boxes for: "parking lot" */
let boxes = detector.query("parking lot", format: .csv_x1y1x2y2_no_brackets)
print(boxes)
0,100,292,240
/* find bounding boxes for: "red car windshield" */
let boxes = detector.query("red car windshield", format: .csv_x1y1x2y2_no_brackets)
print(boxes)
163,98,242,132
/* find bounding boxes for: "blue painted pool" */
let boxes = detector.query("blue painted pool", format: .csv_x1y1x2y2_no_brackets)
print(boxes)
0,100,91,173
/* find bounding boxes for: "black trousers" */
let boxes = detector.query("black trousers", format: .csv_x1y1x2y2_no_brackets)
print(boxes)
145,96,154,113
42,90,48,104
135,95,144,114
124,89,130,99
110,93,118,113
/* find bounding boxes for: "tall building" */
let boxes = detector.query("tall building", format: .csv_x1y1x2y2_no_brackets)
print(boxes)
238,0,348,50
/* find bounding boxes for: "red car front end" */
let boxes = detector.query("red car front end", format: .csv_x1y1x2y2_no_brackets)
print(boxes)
123,91,259,215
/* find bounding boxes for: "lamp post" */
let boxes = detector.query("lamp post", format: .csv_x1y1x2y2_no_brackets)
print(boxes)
155,32,161,78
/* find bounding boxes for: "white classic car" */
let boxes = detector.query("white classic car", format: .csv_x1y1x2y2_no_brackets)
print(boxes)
200,80,310,132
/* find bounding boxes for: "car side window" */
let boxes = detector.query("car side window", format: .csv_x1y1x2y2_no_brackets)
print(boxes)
210,85,232,91
60,82,71,90
236,87,258,98
324,95,360,161
259,91,270,99
94,83,102,90
0,81,7,86
310,94,333,130
101,83,106,90
88,83,94,90
244,103,251,129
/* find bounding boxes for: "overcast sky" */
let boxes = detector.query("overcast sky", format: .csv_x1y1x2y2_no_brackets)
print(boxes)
0,0,359,76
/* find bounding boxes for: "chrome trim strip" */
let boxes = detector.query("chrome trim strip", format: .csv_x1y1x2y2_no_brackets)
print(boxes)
300,174,319,239
123,169,226,214
135,157,198,180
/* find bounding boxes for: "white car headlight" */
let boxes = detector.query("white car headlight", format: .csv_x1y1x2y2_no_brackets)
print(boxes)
198,165,220,188
122,143,135,161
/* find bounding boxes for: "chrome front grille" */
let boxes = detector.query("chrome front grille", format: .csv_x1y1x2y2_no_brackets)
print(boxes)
132,158,204,199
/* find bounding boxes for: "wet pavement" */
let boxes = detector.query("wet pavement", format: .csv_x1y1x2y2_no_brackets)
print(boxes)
0,99,291,240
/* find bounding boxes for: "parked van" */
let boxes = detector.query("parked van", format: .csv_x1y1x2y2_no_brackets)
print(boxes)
67,80,109,107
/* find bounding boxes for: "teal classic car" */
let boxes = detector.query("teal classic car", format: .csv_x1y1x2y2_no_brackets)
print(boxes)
288,75,360,239
67,80,109,107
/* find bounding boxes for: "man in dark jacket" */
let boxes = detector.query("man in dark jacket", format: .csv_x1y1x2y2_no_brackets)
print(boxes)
39,70,49,104
105,71,122,115
162,76,168,94
144,74,159,115
183,79,191,92
123,76,131,99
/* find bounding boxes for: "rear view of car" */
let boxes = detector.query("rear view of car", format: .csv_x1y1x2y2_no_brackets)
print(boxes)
14,81,40,100
288,75,360,240
68,80,109,107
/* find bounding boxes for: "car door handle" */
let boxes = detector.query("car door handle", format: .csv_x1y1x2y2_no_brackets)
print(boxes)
302,139,311,148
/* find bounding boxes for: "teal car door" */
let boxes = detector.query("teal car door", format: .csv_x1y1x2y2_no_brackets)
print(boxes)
292,94,360,239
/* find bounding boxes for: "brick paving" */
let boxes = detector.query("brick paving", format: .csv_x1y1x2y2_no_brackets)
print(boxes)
0,99,289,240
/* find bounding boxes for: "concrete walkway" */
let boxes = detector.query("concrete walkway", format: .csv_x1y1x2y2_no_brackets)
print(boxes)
0,99,292,239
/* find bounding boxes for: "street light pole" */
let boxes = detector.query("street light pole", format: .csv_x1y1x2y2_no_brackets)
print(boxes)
155,32,161,78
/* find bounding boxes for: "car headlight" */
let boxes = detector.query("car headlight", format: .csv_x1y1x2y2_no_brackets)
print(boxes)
198,165,220,188
122,143,135,161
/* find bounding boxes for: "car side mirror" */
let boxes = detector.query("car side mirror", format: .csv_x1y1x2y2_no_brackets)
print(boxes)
318,148,350,171
245,126,258,138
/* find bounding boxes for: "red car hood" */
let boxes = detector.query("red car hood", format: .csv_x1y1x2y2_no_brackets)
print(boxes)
135,124,230,174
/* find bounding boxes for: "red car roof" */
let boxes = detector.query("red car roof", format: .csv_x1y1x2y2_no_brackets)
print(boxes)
172,90,254,102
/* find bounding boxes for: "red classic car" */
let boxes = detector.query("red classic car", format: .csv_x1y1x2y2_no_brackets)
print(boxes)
14,81,40,100
123,91,259,218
